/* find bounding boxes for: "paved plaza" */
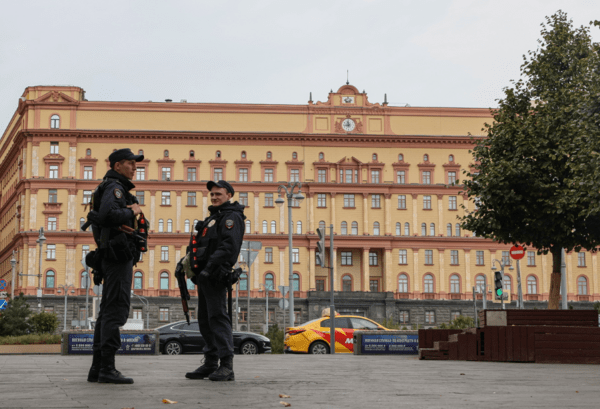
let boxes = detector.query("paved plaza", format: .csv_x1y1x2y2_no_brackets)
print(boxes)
0,354,598,408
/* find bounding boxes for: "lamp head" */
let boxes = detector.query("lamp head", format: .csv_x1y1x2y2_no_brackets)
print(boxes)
275,196,285,208
36,227,47,244
293,192,305,204
491,265,497,271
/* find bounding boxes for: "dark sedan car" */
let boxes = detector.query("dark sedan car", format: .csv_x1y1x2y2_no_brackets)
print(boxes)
157,320,272,355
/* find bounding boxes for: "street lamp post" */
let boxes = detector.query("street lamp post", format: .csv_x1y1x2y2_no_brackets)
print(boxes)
57,284,75,331
36,228,46,312
258,283,270,333
275,182,304,328
10,251,17,299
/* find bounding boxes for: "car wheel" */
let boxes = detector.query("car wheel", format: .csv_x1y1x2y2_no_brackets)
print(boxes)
240,341,259,355
164,340,183,355
309,341,330,354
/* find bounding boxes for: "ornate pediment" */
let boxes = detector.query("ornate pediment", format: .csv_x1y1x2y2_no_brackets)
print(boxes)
34,91,79,105
336,156,363,166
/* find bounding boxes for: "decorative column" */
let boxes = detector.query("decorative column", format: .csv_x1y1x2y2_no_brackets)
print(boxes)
279,246,286,286
279,203,285,234
148,245,156,289
362,193,369,234
437,195,444,235
202,193,208,219
68,142,77,177
65,244,76,285
29,189,38,230
362,248,370,291
309,247,316,290
384,194,392,236
67,188,77,231
175,191,182,232
307,193,314,234
464,249,471,298
31,142,39,177
412,249,420,297
149,190,157,231
411,194,418,235
253,192,260,234
27,246,37,287
384,248,393,292
438,249,446,299
253,257,259,291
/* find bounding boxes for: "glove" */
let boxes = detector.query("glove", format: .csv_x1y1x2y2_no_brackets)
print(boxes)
92,269,104,286
199,270,211,280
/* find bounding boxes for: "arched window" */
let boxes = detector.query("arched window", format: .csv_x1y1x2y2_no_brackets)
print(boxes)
50,115,60,129
138,149,144,155
262,221,268,234
167,219,173,232
270,221,276,234
341,222,348,235
372,153,377,161
160,272,169,290
398,154,404,161
193,220,198,231
373,222,380,236
292,152,297,159
342,275,352,292
404,222,410,236
265,273,274,291
319,221,326,231
241,151,247,159
267,151,272,159
423,274,434,293
80,217,86,229
447,223,452,237
527,276,537,294
158,219,164,232
396,222,401,236
293,273,300,291
245,220,251,234
423,154,429,162
398,274,408,293
351,221,358,235
45,270,55,288
429,223,435,236
239,273,248,291
81,271,90,289
455,223,461,237
578,276,588,295
296,221,302,234
134,271,143,289
190,150,195,157
449,154,454,162
421,223,427,236
184,220,190,233
216,150,221,158
450,274,460,293
86,148,91,156
319,152,324,160
164,150,169,157
503,275,512,292
475,275,485,293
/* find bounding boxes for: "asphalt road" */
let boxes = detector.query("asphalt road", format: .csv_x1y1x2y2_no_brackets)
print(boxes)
0,354,598,409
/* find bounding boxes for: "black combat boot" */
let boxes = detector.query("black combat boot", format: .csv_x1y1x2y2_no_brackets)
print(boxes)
98,354,134,384
185,355,219,379
209,355,235,381
87,350,102,382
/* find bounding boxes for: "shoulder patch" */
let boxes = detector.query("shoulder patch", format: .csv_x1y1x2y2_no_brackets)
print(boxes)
114,188,123,199
225,219,234,229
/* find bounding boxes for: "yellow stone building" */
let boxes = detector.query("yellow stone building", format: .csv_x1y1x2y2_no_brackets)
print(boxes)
0,84,597,315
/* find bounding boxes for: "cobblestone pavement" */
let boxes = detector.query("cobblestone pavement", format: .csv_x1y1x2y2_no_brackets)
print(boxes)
0,354,598,409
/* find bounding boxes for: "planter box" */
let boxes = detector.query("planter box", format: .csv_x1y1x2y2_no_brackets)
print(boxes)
0,344,61,354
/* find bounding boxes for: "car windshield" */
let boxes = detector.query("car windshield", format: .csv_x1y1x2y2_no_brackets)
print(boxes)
174,322,199,331
321,317,351,329
350,318,380,330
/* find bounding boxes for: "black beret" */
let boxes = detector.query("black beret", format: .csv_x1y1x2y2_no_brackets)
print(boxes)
109,148,144,167
207,180,234,196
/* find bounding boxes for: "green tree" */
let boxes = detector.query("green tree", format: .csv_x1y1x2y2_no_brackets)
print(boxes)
264,324,284,354
0,294,32,336
28,312,59,334
460,11,600,309
438,315,475,330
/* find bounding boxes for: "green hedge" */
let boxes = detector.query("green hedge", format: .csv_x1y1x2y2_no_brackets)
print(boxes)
0,333,61,345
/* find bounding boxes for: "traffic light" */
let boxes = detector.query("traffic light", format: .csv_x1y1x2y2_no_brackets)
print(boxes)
494,270,504,300
316,228,326,268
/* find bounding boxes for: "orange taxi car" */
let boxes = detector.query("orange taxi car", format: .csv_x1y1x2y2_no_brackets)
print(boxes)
284,315,389,354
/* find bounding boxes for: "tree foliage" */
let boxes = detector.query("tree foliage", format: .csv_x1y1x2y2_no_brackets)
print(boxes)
0,294,33,336
460,11,600,309
438,315,475,330
28,312,59,334
264,324,284,354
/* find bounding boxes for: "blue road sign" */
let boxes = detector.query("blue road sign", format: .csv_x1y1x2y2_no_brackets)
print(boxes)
0,279,6,290
0,300,7,310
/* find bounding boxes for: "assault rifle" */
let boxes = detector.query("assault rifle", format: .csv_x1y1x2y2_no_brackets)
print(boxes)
175,259,191,325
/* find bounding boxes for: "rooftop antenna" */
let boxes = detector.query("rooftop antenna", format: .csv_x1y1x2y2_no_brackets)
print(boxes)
346,70,349,85
309,92,313,104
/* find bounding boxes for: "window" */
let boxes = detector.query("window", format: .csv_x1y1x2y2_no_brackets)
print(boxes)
85,148,92,156
316,279,325,291
341,222,348,235
317,194,326,207
527,251,536,266
293,273,300,291
450,250,459,265
292,248,299,263
49,165,58,179
82,245,90,258
164,150,169,157
45,270,55,288
527,276,537,294
50,116,60,129
404,222,410,236
396,222,401,236
578,252,586,267
448,171,456,184
370,280,379,292
423,195,431,209
46,244,56,259
270,221,276,234
455,224,461,237
398,195,406,209
476,251,484,265
48,189,57,203
398,154,404,161
341,252,352,265
399,250,407,264
238,273,247,291
501,251,510,266
292,152,298,160
425,311,435,324
372,153,378,161
398,274,408,292
266,151,272,159
399,310,409,324
450,275,460,293
161,191,171,205
421,223,427,236
245,220,251,234
161,167,171,181
138,149,144,156
136,191,145,205
262,221,268,234
167,219,173,232
265,273,274,291
47,217,57,231
136,167,146,181
133,308,142,320
264,193,273,207
396,171,405,184
187,192,196,206
238,192,248,206
447,223,452,237
476,275,486,294
424,250,433,265
371,194,381,208
423,154,429,162
424,274,434,293
422,171,431,184
239,168,248,182
159,308,169,322
134,272,143,289
161,246,169,261
371,170,380,183
214,168,223,180
503,275,512,292
451,311,461,321
342,275,352,292
160,272,169,289
83,190,92,204
369,252,378,266
319,152,324,160
373,222,380,236
83,166,93,180
265,247,273,263
187,167,197,181
449,196,457,210
344,169,352,183
158,219,164,232
429,223,435,236
351,221,358,235
318,169,327,183
290,169,300,182
80,217,85,228
578,276,588,295
264,168,274,182
319,221,326,231
343,194,355,207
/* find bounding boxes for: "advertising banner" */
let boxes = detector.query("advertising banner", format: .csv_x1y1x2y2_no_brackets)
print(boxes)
67,333,158,355
360,334,419,355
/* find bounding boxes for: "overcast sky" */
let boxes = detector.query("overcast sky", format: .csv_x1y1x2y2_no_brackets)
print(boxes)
2,0,599,133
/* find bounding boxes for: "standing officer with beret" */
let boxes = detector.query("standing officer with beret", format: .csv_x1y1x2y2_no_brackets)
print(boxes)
185,180,245,382
87,148,143,384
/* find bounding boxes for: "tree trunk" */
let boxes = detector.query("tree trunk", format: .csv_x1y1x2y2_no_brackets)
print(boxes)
547,246,562,309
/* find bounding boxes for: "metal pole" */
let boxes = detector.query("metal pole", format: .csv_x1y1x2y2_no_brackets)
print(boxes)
516,259,523,309
265,286,269,333
63,287,68,331
501,264,505,310
247,249,250,331
85,267,89,326
329,224,335,354
10,251,16,299
235,279,239,331
561,248,568,310
473,286,477,326
482,275,487,310
287,194,294,328
37,235,43,313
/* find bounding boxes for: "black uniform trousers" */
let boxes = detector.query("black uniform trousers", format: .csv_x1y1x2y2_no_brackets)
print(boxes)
197,278,234,359
93,257,133,356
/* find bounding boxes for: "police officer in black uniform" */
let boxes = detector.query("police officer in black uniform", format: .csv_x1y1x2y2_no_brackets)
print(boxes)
87,148,143,384
185,180,245,382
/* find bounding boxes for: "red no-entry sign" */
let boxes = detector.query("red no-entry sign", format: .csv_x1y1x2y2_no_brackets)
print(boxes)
509,245,525,260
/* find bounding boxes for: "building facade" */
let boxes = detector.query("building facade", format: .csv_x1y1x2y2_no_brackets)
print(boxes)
0,84,598,328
